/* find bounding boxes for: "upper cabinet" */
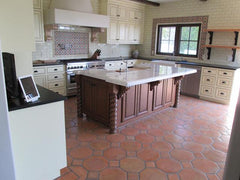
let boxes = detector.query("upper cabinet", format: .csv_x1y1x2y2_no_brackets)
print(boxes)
100,0,145,44
33,0,44,43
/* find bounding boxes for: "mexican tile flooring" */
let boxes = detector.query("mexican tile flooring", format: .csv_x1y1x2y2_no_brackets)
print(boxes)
56,95,234,180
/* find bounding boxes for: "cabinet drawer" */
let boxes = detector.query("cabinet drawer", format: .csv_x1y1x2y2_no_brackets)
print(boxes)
215,88,231,100
50,87,66,96
202,67,218,76
200,86,215,97
48,81,64,88
201,75,216,86
47,66,64,73
33,67,45,75
47,73,65,81
218,69,234,78
217,78,232,88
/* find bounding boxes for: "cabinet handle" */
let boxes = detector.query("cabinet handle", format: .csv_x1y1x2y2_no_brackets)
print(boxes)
116,38,120,40
220,92,225,95
222,81,226,84
54,76,58,79
134,17,138,19
206,79,210,81
55,84,59,87
54,69,58,71
134,39,137,41
205,90,209,92
223,72,227,75
109,64,112,66
34,70,38,73
208,70,211,73
116,14,120,17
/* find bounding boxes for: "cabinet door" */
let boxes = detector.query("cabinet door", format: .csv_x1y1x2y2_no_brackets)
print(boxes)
134,21,142,43
108,20,118,43
82,78,94,114
108,4,127,19
121,86,137,122
33,10,44,42
138,84,150,115
118,21,128,42
164,79,175,106
152,81,164,110
128,21,143,44
94,80,109,123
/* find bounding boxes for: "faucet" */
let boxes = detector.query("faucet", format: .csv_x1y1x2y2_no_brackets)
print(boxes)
121,56,128,71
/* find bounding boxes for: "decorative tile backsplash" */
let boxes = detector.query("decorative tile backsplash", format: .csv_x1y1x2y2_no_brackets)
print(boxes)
54,31,89,56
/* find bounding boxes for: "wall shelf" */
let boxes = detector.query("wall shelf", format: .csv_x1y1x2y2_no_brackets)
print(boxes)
202,29,240,62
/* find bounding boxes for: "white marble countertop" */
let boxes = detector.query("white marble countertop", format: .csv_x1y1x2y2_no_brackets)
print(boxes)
75,62,197,87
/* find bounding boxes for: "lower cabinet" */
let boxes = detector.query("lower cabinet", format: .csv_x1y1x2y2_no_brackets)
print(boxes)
199,67,237,104
33,65,66,96
78,76,178,129
82,77,109,124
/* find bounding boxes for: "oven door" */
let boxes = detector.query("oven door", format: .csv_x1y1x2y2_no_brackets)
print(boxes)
66,72,77,96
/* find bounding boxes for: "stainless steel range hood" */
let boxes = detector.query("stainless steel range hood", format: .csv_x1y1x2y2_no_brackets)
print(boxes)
44,0,109,28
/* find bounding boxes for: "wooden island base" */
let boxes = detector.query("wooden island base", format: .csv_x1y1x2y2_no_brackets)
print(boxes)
76,75,183,134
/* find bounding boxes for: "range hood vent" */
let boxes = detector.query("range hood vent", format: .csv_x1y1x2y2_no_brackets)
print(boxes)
44,0,109,28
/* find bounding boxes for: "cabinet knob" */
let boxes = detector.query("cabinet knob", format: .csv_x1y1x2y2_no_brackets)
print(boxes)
55,84,59,87
34,70,38,73
54,76,58,79
206,79,210,81
205,90,209,92
134,17,138,19
208,70,211,73
222,81,226,84
116,14,120,17
220,92,225,95
54,69,58,71
223,72,227,75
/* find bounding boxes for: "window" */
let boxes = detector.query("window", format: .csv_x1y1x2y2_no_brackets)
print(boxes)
156,24,201,57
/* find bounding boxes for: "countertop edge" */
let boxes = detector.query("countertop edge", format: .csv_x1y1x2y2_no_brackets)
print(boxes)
8,86,66,112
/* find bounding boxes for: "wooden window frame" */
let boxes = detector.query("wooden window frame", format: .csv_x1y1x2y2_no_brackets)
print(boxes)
156,23,201,58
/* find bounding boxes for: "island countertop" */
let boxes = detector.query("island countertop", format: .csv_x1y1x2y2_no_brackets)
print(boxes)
75,62,197,87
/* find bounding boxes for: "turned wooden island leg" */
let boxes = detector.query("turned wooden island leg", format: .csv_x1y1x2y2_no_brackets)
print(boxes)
76,75,83,118
109,92,118,134
173,76,183,108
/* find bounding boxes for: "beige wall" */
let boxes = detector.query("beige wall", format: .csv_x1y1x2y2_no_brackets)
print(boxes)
0,0,35,76
139,0,240,66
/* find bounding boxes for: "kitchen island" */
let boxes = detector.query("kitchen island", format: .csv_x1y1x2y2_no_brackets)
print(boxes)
76,62,196,133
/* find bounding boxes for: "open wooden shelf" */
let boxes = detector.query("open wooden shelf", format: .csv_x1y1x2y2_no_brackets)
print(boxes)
202,29,240,62
202,45,240,49
204,29,240,32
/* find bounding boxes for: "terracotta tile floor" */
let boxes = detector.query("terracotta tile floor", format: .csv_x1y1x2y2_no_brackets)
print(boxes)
56,95,234,180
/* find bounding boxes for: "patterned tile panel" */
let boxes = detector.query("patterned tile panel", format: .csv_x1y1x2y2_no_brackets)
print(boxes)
54,31,89,56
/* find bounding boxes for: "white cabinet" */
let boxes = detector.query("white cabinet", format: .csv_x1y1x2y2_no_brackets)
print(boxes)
33,0,44,42
128,21,143,44
100,0,145,44
33,65,66,96
199,67,236,104
108,4,128,19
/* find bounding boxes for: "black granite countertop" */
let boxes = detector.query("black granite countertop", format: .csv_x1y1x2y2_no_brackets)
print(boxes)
8,86,66,111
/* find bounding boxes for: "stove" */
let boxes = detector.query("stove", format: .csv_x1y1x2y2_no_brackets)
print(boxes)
66,61,105,96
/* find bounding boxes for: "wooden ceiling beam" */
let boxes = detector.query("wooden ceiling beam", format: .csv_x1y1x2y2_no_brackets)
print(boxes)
128,0,160,6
